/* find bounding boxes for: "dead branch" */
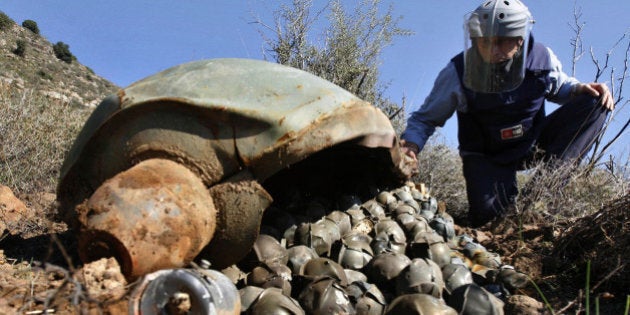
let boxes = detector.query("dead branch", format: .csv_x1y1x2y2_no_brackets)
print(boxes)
588,36,630,168
569,5,585,77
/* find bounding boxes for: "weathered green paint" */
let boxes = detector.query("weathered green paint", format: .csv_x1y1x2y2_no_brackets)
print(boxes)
56,58,407,276
58,58,397,215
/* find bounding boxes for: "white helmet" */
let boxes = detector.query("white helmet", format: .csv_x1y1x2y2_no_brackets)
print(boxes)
463,0,535,93
467,0,534,38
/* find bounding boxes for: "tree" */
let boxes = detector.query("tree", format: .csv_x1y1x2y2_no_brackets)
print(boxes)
0,11,14,31
53,41,74,64
22,19,39,34
253,0,412,131
13,39,26,56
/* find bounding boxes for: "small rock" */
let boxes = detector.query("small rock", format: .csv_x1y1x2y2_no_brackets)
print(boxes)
473,229,492,244
504,294,545,315
0,184,29,235
74,257,127,301
26,192,57,207
221,264,247,285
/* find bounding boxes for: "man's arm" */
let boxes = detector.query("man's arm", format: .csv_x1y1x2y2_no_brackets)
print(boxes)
401,62,465,158
546,47,614,110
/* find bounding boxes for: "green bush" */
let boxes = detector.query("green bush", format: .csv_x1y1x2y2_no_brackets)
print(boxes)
0,11,14,31
52,41,74,64
21,19,39,34
13,39,26,56
37,69,53,81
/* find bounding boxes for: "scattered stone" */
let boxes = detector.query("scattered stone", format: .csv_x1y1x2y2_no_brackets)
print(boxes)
504,294,545,315
0,184,30,235
473,229,492,244
74,257,127,302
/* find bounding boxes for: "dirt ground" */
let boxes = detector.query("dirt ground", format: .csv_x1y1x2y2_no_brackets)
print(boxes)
458,194,630,314
0,184,628,314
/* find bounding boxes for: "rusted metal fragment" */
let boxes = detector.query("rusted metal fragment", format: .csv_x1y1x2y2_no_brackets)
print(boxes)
201,169,273,270
77,159,216,280
248,101,400,181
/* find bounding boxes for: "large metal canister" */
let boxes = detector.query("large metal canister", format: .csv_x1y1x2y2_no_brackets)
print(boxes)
77,158,217,279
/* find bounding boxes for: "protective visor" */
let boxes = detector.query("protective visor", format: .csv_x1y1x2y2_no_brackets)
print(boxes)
463,11,532,93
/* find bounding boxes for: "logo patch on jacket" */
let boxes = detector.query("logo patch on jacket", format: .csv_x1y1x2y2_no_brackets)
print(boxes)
500,124,524,140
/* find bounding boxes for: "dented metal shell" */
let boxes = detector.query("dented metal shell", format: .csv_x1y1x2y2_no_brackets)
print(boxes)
58,58,406,218
57,58,411,278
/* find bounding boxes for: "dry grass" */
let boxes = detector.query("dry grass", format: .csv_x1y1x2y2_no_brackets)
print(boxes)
0,83,92,196
516,157,629,225
553,194,630,295
412,137,468,220
413,136,628,225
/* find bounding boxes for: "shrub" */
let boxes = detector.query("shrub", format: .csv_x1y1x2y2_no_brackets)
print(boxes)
0,85,92,194
21,19,39,34
37,69,53,81
52,41,74,64
515,158,628,222
13,39,26,56
0,11,14,31
412,136,628,225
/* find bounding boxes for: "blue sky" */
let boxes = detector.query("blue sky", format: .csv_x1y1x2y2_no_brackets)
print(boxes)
2,0,628,159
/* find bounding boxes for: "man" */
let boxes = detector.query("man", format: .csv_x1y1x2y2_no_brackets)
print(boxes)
401,0,614,227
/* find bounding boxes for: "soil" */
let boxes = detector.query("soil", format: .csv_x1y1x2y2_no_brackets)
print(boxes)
0,185,628,314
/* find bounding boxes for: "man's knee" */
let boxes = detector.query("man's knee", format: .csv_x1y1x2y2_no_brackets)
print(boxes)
462,156,518,227
467,193,505,227
562,94,608,122
467,185,517,227
537,94,608,161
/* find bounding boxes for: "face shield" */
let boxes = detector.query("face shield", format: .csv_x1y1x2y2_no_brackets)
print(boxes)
463,0,534,93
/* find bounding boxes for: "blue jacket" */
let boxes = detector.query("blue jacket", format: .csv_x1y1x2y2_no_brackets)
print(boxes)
452,41,552,164
401,36,581,161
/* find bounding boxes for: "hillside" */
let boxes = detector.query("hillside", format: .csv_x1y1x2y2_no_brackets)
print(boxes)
0,13,119,195
0,14,118,107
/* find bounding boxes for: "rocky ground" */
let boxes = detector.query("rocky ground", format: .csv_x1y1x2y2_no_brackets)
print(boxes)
0,182,628,314
0,23,118,108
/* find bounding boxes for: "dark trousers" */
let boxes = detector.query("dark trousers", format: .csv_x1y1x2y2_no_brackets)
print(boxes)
463,95,608,227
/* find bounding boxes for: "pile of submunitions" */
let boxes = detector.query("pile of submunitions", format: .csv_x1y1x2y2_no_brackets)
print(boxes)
129,181,529,314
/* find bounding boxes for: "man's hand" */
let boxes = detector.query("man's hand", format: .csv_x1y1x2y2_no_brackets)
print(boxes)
575,82,615,111
400,139,420,160
399,139,420,178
